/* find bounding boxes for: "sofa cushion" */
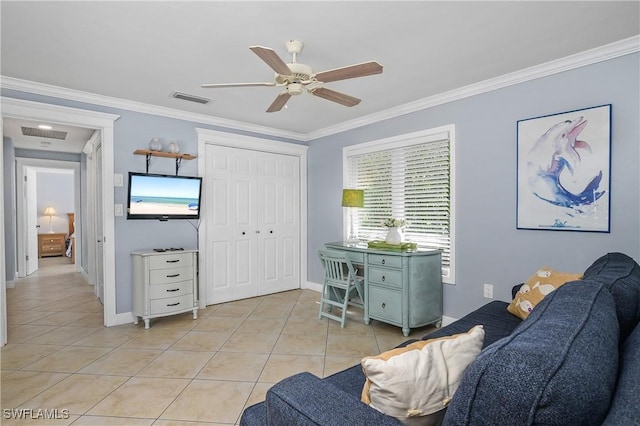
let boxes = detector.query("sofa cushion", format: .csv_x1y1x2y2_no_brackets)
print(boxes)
424,300,521,348
264,372,401,426
582,252,640,342
361,326,484,425
507,267,582,320
443,280,619,426
602,322,640,425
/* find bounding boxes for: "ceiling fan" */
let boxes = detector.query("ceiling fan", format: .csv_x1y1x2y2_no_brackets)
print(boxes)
201,40,383,112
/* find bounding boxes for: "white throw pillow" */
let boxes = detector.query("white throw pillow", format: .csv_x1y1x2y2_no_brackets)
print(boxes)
361,325,484,425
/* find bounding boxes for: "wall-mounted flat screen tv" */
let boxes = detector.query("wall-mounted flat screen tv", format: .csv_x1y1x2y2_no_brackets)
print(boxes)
127,172,203,220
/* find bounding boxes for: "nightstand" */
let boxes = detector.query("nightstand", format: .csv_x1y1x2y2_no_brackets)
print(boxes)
38,233,67,257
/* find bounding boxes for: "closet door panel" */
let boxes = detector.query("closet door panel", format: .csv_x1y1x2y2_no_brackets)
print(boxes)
257,151,300,295
205,145,258,304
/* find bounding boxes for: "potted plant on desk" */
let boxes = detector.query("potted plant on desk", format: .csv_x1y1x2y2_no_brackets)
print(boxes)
382,218,407,245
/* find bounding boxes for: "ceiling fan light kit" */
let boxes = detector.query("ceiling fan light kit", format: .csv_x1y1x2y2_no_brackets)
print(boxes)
202,39,383,112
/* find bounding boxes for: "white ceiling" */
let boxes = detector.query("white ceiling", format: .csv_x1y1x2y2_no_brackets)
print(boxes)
2,1,639,148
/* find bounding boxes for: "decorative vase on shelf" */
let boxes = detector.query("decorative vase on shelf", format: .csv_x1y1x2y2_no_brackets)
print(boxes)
385,227,403,245
149,138,162,151
168,141,180,154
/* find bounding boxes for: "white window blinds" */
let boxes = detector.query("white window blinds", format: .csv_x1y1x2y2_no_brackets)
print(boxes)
344,127,454,281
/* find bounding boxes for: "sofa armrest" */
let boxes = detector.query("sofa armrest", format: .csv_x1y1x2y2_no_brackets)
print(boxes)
265,372,401,426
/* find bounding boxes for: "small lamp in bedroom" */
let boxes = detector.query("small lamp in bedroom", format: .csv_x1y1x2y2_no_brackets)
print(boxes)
341,189,364,243
44,206,56,233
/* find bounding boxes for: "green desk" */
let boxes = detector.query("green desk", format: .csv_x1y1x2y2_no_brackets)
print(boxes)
325,241,443,336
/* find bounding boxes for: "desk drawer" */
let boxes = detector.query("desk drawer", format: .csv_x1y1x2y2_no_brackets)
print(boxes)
368,286,402,324
149,280,193,299
368,254,403,268
368,266,403,289
149,252,193,270
150,294,194,315
343,251,364,265
150,266,194,284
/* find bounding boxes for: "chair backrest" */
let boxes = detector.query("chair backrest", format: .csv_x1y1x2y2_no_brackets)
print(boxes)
318,249,357,284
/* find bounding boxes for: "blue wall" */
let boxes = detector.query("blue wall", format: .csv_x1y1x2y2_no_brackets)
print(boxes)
2,52,639,320
308,53,640,319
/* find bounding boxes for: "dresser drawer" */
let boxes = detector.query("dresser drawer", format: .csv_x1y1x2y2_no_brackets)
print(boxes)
368,266,403,289
368,254,403,268
149,280,193,299
150,294,194,315
41,243,64,252
149,252,193,270
368,286,402,324
149,266,194,284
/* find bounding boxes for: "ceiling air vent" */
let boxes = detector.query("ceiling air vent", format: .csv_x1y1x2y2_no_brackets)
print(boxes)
172,92,211,104
21,126,67,140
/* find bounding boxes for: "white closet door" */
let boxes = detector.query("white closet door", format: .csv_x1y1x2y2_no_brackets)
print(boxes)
205,145,300,305
256,151,300,295
206,145,258,304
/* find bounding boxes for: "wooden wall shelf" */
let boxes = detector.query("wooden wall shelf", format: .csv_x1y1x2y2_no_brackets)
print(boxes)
133,149,197,174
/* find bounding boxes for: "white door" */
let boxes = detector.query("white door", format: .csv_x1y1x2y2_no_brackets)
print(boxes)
95,142,104,303
256,151,299,295
25,167,39,275
205,145,300,304
206,145,257,303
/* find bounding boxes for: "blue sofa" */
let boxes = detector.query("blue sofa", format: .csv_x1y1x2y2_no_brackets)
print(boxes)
240,252,640,425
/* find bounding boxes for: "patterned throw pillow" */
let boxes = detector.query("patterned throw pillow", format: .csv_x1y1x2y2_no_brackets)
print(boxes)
361,325,484,425
507,267,582,320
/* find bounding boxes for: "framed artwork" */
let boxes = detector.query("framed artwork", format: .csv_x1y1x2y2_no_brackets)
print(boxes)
517,104,611,232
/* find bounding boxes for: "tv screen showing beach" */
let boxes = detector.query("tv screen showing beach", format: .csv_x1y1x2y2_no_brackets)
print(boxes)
127,174,202,219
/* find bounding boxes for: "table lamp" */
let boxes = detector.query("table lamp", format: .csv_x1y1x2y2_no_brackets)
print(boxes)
44,206,56,233
342,189,364,243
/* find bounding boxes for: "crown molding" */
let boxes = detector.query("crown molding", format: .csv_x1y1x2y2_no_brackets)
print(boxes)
2,35,638,143
305,35,640,141
0,77,306,141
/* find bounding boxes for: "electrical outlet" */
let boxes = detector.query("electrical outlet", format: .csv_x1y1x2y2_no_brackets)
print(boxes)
483,283,494,299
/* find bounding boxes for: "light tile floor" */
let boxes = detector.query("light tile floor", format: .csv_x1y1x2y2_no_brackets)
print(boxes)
2,257,435,425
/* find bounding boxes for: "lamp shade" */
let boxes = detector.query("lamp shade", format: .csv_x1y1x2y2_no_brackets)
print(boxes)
341,189,364,208
44,207,57,216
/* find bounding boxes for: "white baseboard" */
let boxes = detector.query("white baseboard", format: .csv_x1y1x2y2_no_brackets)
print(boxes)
441,315,457,327
303,281,322,293
113,312,137,326
6,277,16,289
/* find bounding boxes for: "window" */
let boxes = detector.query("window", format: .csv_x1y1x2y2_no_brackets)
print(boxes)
344,125,455,283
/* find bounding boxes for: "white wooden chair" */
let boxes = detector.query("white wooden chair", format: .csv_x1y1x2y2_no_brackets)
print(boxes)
318,249,365,328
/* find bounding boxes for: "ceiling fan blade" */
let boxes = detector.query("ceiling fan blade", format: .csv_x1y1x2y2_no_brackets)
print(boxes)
311,87,361,107
249,46,293,76
314,61,383,83
266,92,292,113
201,82,276,88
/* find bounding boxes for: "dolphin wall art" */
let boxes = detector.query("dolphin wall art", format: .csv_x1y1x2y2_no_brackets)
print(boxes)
517,104,611,232
526,116,605,209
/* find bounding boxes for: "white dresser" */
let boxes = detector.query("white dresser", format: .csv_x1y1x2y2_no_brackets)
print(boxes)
131,249,198,329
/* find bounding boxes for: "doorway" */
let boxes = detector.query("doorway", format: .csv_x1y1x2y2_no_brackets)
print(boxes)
16,159,80,279
1,98,119,345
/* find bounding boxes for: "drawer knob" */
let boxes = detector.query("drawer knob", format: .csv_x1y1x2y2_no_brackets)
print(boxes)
382,276,386,282
382,259,385,265
382,302,386,309
242,231,246,235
